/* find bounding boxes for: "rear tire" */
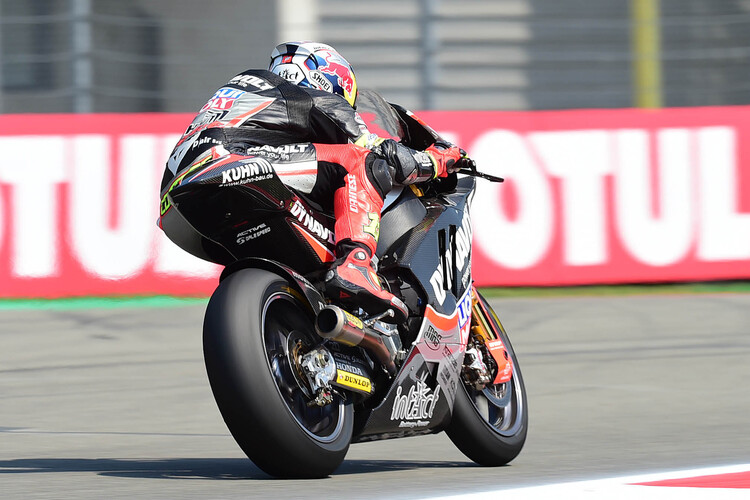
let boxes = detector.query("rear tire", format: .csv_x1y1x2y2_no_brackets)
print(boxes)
203,268,353,478
446,291,527,465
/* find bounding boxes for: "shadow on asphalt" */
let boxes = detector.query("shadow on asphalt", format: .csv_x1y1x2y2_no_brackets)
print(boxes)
0,458,477,480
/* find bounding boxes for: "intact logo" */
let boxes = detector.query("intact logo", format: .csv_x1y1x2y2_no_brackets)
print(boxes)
290,199,335,245
390,373,441,428
221,158,274,185
200,87,246,112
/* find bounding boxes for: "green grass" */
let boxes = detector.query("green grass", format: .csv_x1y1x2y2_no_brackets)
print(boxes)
0,295,209,311
0,281,747,310
479,281,750,298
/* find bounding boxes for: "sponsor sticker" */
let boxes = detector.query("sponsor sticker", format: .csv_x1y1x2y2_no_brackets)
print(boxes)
290,199,335,244
430,212,473,305
236,223,271,245
457,289,472,328
347,174,358,213
200,87,246,113
319,50,355,99
424,325,442,350
343,310,364,330
335,370,372,393
390,373,441,425
227,74,273,91
220,158,274,186
309,70,333,92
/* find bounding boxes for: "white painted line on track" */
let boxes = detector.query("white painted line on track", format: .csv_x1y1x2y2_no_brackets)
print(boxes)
422,464,750,499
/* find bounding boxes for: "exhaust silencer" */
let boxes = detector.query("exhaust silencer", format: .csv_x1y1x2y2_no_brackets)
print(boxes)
315,305,396,375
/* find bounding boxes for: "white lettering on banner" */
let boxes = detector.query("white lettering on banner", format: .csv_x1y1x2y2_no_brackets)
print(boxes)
471,130,554,269
0,136,66,277
615,129,694,266
470,126,750,271
0,132,227,287
697,127,750,260
1,122,749,294
530,130,612,266
154,134,220,277
71,135,156,279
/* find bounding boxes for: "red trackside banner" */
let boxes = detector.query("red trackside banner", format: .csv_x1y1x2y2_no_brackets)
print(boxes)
1,108,749,298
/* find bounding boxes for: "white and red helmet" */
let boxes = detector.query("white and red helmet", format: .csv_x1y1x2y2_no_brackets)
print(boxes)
269,41,358,107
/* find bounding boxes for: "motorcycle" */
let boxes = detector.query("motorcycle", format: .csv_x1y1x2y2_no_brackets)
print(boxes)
159,90,527,478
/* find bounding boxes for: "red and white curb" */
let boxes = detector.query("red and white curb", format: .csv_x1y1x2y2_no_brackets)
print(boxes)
427,464,750,499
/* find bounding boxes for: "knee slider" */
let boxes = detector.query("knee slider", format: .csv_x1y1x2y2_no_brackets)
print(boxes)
365,156,393,199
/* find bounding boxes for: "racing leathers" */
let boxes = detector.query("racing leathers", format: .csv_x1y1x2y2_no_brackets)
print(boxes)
161,69,463,322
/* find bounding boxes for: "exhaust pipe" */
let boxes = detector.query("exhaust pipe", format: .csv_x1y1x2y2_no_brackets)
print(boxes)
315,305,396,375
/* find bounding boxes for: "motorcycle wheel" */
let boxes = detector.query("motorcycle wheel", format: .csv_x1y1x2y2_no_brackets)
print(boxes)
203,268,353,478
445,291,528,466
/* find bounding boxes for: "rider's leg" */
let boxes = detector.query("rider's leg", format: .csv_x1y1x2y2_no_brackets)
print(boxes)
314,143,408,323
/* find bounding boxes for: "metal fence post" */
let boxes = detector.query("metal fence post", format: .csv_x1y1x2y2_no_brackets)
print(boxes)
72,0,92,113
420,0,438,110
631,0,663,108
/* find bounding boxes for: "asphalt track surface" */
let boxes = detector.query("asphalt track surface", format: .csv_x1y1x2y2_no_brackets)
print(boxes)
2,293,749,499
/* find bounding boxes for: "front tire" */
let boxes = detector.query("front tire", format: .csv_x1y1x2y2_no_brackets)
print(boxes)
203,268,353,478
446,291,527,465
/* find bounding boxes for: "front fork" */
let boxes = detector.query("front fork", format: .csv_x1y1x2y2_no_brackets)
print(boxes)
462,286,514,390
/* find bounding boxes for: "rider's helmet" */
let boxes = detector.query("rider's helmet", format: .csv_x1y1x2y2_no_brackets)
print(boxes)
269,41,358,108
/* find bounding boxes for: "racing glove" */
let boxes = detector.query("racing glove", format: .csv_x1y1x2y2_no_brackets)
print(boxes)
371,138,475,185
425,141,463,178
456,148,477,172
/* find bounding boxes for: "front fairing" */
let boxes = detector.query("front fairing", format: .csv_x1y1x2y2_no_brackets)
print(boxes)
354,176,477,440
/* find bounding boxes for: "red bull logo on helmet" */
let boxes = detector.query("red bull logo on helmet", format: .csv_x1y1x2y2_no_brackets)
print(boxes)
317,50,357,106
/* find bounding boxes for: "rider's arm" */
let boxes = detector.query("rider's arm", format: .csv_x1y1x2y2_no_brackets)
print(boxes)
365,137,463,185
308,90,467,185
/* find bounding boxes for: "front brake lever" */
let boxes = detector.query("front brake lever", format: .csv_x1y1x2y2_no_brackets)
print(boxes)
457,168,504,183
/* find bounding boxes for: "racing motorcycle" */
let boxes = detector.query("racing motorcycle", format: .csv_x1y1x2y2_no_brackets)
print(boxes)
159,90,527,478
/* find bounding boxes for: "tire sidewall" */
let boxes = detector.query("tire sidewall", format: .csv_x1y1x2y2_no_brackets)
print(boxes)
446,294,528,465
203,268,353,477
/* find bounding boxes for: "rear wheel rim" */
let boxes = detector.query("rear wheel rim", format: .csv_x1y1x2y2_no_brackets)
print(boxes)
262,291,346,444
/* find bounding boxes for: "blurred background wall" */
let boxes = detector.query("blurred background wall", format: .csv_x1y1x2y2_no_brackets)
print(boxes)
2,0,750,113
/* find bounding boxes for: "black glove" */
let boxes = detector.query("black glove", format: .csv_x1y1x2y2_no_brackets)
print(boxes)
455,148,476,172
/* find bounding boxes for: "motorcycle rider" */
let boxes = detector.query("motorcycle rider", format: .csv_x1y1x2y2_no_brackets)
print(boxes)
161,41,472,323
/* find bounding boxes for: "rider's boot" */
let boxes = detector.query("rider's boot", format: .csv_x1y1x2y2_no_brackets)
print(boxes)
326,242,408,323
315,144,408,323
